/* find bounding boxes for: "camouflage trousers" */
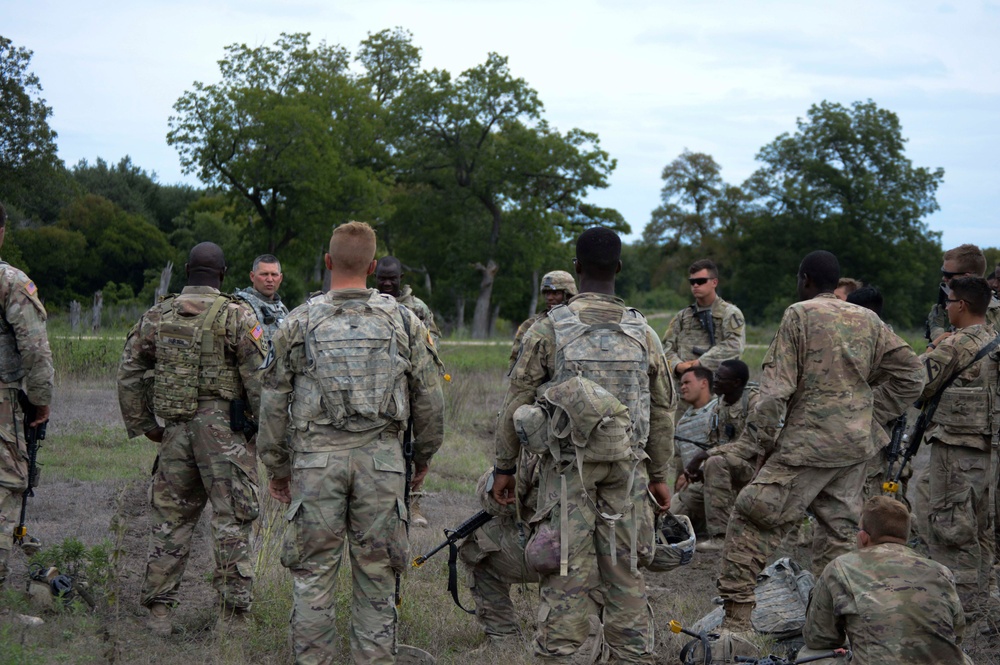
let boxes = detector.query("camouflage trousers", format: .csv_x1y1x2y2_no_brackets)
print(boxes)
927,442,996,620
531,456,656,663
280,434,409,665
142,402,259,610
0,390,28,583
718,458,868,604
676,453,754,539
458,515,541,637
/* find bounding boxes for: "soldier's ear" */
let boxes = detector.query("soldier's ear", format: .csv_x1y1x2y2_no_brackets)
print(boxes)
616,260,622,275
366,259,377,276
324,253,333,271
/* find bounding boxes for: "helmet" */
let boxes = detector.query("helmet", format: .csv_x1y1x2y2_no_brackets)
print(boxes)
645,512,695,572
540,270,578,297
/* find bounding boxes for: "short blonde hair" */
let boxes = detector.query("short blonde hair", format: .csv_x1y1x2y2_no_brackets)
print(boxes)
837,277,862,295
861,495,910,542
328,221,376,275
943,244,987,277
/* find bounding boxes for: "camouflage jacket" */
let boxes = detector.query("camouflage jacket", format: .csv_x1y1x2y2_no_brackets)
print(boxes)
0,261,54,406
674,398,717,468
508,311,545,373
919,322,998,452
234,286,289,342
257,288,445,480
396,285,441,343
803,543,966,665
753,293,924,468
496,292,676,484
708,385,760,461
117,286,265,438
927,296,1000,341
662,295,745,375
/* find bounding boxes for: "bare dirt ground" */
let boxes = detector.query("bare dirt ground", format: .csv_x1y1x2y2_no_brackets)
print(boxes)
2,380,998,664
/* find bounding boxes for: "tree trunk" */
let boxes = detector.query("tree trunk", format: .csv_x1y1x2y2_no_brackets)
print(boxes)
471,259,498,339
455,296,466,336
155,261,173,303
92,291,103,332
69,301,81,333
489,303,500,337
527,269,539,320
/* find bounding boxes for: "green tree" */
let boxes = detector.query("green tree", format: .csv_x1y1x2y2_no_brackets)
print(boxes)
734,100,943,326
395,54,622,337
0,35,73,220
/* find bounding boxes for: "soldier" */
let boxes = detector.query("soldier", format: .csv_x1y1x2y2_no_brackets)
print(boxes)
508,270,578,372
0,203,54,587
918,276,998,626
491,227,675,663
845,285,883,319
802,496,969,665
926,243,1000,342
685,360,759,553
375,256,441,343
234,254,289,343
258,222,444,665
672,366,716,498
117,242,265,636
833,277,862,301
716,250,924,633
375,255,443,529
662,259,745,379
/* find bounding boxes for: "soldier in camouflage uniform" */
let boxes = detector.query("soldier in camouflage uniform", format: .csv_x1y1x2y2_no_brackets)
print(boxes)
926,243,1000,342
258,222,444,665
492,227,675,663
918,276,998,624
508,270,578,372
672,366,717,535
0,204,54,587
682,360,760,552
802,496,969,665
717,251,924,632
117,242,265,636
234,253,289,343
662,259,746,379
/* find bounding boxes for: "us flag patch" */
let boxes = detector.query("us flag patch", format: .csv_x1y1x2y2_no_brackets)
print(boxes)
250,323,263,341
24,280,37,296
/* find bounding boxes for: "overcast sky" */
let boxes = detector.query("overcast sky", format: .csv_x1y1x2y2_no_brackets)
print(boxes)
5,0,998,250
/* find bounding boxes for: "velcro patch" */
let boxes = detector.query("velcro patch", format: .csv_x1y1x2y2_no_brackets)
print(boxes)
250,323,263,341
24,280,37,296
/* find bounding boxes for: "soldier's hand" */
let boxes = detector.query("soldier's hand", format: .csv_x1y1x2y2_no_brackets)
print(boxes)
491,473,517,506
30,404,50,428
674,473,688,493
648,482,671,512
269,476,292,504
144,426,165,443
674,360,695,376
411,461,430,489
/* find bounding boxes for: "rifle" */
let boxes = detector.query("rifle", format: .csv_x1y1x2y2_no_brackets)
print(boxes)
229,398,258,438
696,308,716,349
412,509,494,614
13,391,47,547
395,417,414,608
881,413,908,494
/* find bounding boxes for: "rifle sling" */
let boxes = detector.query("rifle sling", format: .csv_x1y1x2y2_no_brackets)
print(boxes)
447,541,476,615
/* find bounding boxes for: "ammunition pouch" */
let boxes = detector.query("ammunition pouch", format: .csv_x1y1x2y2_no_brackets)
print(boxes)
936,386,991,436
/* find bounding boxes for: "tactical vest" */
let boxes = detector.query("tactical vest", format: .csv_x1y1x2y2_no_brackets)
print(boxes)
935,335,999,438
0,262,26,384
300,291,410,433
547,304,651,460
235,288,286,338
153,294,242,421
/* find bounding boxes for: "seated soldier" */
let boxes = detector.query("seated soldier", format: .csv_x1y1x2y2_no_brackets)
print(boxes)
802,496,970,665
672,366,718,534
690,360,760,553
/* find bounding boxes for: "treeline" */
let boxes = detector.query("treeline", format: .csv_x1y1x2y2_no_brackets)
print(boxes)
1,33,973,333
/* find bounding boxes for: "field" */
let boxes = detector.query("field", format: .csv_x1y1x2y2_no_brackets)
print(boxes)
1,329,996,664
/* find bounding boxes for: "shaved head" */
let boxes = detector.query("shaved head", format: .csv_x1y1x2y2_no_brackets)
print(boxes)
187,242,227,286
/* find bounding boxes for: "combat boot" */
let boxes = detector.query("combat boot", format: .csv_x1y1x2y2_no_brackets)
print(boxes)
695,537,724,553
720,600,755,631
410,496,428,528
146,603,172,637
216,605,250,633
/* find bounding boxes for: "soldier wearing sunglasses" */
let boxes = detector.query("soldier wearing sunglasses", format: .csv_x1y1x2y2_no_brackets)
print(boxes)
662,259,746,378
926,244,1000,343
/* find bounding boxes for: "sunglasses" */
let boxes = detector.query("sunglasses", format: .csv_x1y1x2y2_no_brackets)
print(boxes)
688,277,712,286
941,269,967,279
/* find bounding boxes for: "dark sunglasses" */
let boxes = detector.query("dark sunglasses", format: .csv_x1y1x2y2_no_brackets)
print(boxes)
941,269,967,279
688,277,711,286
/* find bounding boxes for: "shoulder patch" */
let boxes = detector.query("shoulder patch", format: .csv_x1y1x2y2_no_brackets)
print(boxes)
250,322,264,341
23,280,37,296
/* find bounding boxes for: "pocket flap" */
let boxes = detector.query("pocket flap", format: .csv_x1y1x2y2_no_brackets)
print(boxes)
284,498,303,522
373,454,405,474
293,452,329,470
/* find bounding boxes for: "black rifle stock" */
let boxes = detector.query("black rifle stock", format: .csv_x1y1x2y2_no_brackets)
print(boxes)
13,391,47,546
881,413,908,494
229,398,258,437
412,509,494,614
395,418,414,608
696,308,716,349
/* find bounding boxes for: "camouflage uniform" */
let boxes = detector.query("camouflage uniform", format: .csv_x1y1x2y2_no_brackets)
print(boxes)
918,323,998,621
234,286,289,342
927,295,1000,341
803,543,967,665
702,386,760,540
395,284,440,343
117,286,265,611
508,271,579,372
718,294,924,606
0,262,54,584
662,295,745,375
257,288,444,665
672,399,717,536
496,293,676,663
